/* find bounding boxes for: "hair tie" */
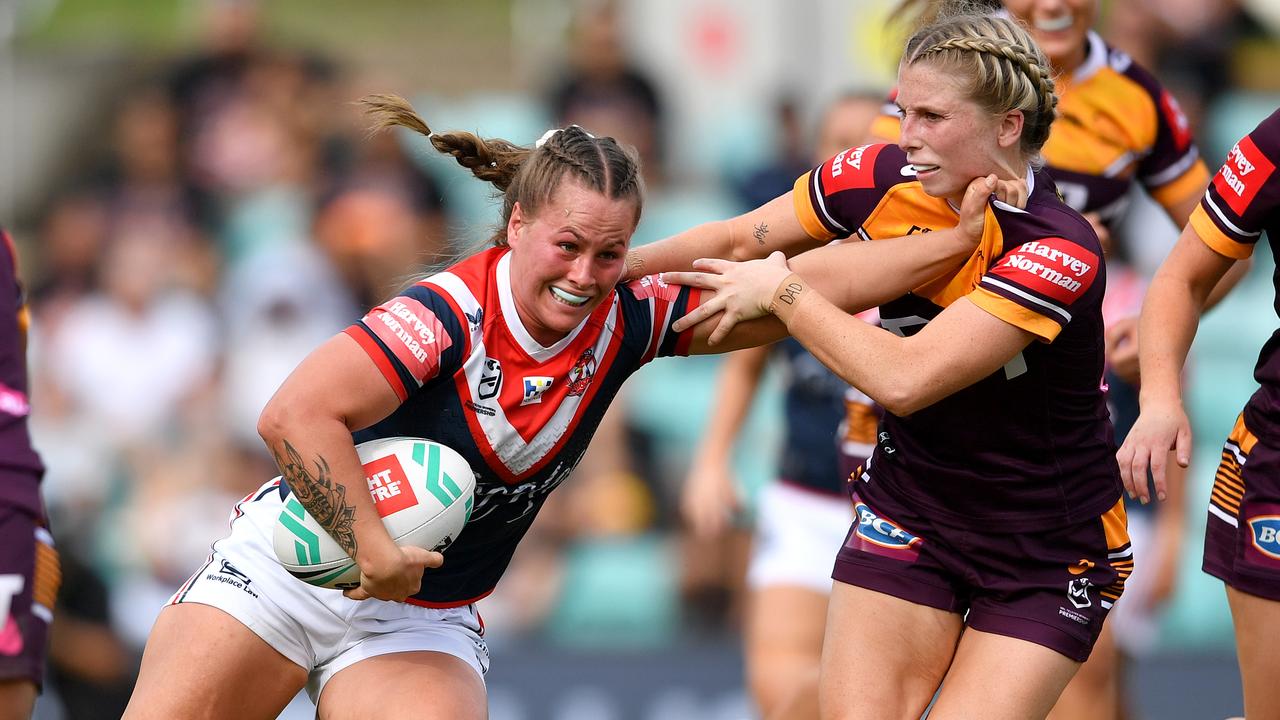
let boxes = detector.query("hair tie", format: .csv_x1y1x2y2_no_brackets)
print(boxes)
535,125,595,148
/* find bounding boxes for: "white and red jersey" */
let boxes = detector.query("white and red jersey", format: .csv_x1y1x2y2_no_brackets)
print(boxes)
330,246,702,606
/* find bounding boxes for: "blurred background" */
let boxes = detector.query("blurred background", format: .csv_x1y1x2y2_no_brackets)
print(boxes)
2,0,1279,717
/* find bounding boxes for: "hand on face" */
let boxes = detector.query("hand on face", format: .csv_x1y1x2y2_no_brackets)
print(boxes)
665,251,793,344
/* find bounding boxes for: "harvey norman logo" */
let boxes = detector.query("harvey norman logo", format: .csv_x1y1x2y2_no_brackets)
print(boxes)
831,144,871,176
1004,240,1093,294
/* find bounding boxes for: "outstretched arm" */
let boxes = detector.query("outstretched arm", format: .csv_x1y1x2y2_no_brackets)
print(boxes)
624,194,820,280
1115,224,1237,503
257,333,443,601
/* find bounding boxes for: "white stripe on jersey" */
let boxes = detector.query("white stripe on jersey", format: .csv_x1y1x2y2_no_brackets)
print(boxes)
1143,149,1199,187
426,271,485,351
811,170,850,234
1204,191,1262,238
981,276,1073,323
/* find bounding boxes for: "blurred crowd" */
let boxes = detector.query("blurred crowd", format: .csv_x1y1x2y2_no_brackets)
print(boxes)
5,0,1280,717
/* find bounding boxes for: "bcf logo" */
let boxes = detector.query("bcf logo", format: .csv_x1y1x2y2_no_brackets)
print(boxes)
1249,516,1280,560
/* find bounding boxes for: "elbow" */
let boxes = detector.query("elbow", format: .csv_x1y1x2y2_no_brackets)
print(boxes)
257,392,305,451
875,376,936,417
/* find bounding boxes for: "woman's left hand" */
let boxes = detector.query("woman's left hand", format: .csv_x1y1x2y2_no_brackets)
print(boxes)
666,251,793,344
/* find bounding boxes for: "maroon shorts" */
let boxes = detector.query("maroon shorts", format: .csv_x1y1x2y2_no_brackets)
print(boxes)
1203,413,1280,601
831,478,1130,662
0,505,59,687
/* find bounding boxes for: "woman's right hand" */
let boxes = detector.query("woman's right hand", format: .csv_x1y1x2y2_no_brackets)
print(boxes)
345,543,444,602
1115,399,1192,504
680,457,741,539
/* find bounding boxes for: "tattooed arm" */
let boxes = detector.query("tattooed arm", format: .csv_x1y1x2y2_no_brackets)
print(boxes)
258,332,442,601
622,193,823,280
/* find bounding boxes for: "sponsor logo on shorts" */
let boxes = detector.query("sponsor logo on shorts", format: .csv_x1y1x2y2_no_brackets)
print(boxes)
1067,577,1091,609
1247,511,1280,563
364,455,419,516
845,496,922,562
208,560,259,598
0,574,24,655
0,382,30,418
1057,606,1090,626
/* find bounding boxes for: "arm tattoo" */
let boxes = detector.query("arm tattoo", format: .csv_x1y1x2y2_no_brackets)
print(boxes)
753,222,769,245
275,440,359,557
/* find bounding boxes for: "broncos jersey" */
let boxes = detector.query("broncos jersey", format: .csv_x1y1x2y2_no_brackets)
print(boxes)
794,143,1121,531
0,228,43,516
871,31,1208,223
1191,109,1280,437
331,246,702,606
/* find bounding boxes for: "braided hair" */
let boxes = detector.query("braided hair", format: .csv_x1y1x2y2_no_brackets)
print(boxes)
903,9,1058,165
359,94,644,247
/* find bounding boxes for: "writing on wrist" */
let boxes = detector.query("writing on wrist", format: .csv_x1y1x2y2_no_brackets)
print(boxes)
768,273,807,322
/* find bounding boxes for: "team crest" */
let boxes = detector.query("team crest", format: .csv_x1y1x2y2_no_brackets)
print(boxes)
521,376,554,406
566,347,597,396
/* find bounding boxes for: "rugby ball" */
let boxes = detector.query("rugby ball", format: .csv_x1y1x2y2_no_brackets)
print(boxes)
272,437,476,589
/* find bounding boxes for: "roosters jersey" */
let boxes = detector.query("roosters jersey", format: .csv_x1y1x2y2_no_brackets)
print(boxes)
871,32,1208,223
774,338,848,495
794,143,1121,531
0,228,43,516
333,247,702,606
1190,109,1280,437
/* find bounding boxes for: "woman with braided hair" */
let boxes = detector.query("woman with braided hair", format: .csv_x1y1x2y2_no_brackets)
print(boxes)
637,9,1127,718
119,92,1002,719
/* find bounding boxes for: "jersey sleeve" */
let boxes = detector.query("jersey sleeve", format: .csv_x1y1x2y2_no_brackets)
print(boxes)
343,283,466,402
969,235,1103,342
1130,64,1209,211
792,143,905,243
620,274,705,363
1190,110,1280,260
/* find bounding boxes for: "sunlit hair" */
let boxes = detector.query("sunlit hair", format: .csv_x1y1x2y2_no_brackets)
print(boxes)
902,4,1058,166
358,93,644,248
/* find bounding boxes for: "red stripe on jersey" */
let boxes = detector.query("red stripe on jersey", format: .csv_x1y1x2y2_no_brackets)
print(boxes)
641,297,667,365
990,237,1099,308
673,288,703,356
405,588,495,609
821,144,885,194
1214,136,1275,217
344,326,409,402
362,296,452,384
1159,90,1193,152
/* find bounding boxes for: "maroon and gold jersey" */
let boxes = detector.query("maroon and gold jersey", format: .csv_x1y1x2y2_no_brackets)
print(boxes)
0,228,43,516
1190,109,1280,437
871,32,1208,223
795,143,1121,531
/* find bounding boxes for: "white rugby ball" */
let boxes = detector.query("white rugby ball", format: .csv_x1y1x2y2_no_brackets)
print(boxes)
272,436,476,589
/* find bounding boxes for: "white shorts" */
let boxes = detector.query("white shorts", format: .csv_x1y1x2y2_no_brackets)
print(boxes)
169,479,490,704
747,481,853,594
